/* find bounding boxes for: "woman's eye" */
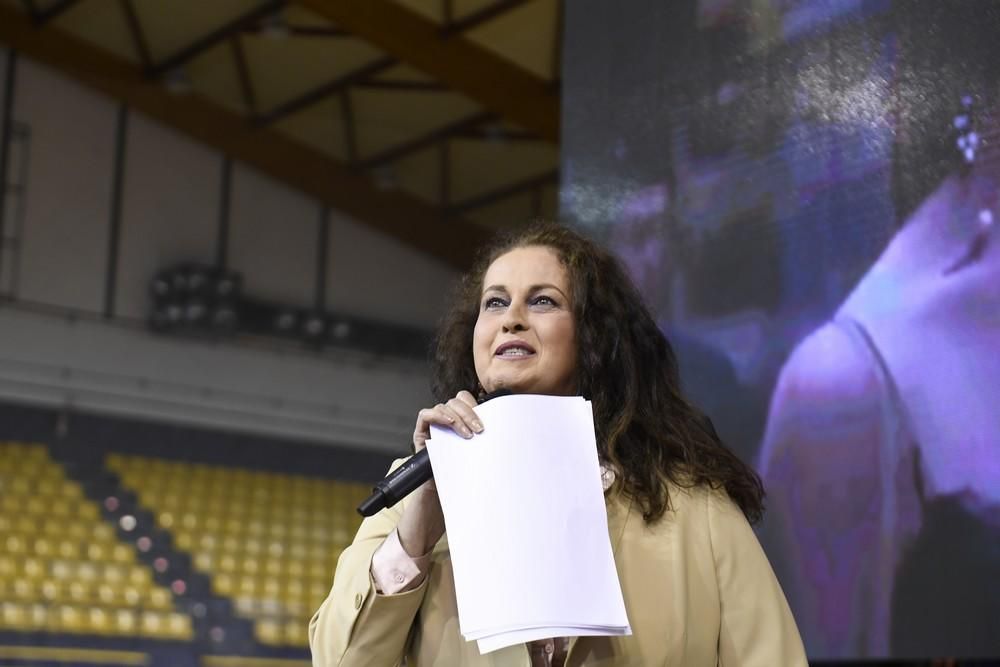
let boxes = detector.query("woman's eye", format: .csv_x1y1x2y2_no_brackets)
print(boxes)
532,295,557,306
483,296,507,310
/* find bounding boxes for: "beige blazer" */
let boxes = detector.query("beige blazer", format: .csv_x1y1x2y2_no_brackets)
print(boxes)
310,462,806,666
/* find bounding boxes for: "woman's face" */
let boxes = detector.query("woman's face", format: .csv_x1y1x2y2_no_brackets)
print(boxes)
473,245,577,396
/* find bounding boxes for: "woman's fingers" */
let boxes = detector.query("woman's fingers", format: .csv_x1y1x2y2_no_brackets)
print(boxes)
446,396,483,435
413,391,485,450
455,390,478,407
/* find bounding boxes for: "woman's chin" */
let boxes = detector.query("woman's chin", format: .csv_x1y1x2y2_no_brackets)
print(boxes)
485,376,530,395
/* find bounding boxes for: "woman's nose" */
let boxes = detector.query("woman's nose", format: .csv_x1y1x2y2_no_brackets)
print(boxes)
501,304,527,332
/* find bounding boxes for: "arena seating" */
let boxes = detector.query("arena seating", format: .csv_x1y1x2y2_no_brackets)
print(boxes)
0,442,192,641
0,437,371,666
105,453,367,649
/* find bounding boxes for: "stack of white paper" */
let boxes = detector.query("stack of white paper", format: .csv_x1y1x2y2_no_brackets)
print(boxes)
426,394,631,654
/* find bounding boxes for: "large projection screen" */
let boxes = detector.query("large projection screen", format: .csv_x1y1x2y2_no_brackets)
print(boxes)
562,0,1000,660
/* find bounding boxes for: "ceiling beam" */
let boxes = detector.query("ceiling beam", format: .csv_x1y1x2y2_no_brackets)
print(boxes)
230,36,257,114
453,126,538,142
257,24,351,38
253,55,395,126
293,0,559,142
440,0,532,37
448,169,558,214
354,79,447,92
35,0,82,25
147,0,286,78
0,4,490,269
118,0,152,69
356,110,495,171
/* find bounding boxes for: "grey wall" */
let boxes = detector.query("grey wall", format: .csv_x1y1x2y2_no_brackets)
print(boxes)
0,51,462,451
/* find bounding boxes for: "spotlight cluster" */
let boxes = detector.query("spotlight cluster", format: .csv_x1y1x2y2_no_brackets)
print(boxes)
149,264,242,335
148,263,432,359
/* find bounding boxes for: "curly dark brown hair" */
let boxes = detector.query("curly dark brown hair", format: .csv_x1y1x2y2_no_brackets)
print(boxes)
431,222,764,524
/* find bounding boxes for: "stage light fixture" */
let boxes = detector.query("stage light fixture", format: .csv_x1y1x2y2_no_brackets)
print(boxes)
150,275,171,298
303,313,326,338
274,309,298,333
184,300,208,323
330,320,352,341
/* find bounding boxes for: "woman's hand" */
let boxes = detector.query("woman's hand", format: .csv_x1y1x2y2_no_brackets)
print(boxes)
396,390,482,557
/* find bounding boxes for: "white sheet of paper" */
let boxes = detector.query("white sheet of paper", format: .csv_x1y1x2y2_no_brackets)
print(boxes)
426,394,631,654
474,625,631,654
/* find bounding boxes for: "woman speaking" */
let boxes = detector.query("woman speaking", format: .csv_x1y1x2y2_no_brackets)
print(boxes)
309,223,806,666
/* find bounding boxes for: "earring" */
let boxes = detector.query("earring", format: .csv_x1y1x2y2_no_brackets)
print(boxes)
943,94,994,275
954,94,978,170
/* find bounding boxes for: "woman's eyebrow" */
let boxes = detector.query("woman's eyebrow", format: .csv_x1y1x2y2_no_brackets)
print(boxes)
529,283,569,299
482,283,568,299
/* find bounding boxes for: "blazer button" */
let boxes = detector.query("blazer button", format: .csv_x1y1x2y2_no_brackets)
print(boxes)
354,593,363,610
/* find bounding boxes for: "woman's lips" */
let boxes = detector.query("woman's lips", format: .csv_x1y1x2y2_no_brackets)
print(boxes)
494,341,536,358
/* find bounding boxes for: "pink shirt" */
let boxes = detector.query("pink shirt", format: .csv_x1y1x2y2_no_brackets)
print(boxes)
370,466,616,667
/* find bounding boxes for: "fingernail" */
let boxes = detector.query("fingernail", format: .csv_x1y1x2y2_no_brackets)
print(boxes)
471,420,483,432
461,426,473,438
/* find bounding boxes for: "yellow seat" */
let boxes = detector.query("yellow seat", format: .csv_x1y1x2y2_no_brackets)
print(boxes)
284,579,305,600
194,552,214,572
123,584,145,607
1,602,29,631
140,610,167,638
60,479,83,500
9,477,31,495
39,580,62,602
128,565,153,586
237,575,260,597
14,515,37,533
96,583,117,605
5,534,27,555
218,554,238,573
10,579,41,602
264,558,283,577
241,557,260,576
87,606,112,635
111,543,134,563
212,573,235,595
284,619,308,647
78,502,100,520
54,603,85,634
174,529,194,550
256,618,282,645
87,543,109,561
0,554,16,577
148,586,173,610
31,537,54,557
165,611,193,640
76,562,99,584
234,596,256,617
57,538,82,559
262,578,281,598
21,556,46,580
114,608,138,634
103,563,127,585
49,498,73,517
92,523,114,542
67,580,91,603
58,520,89,540
286,560,305,578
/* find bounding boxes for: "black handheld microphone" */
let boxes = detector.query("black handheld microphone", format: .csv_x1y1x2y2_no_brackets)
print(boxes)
356,389,512,517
